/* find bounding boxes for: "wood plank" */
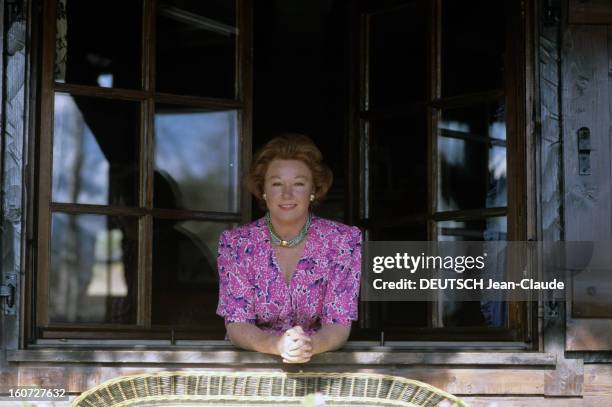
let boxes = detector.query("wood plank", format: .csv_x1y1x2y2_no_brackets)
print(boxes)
9,366,546,395
48,203,242,222
539,21,563,242
462,396,612,407
36,0,59,329
584,364,612,396
562,24,612,351
567,27,612,319
52,84,244,110
154,92,242,109
0,0,7,368
237,0,254,226
390,368,545,396
538,6,564,368
569,0,612,25
2,0,28,353
572,269,612,317
431,207,507,222
6,364,612,399
430,89,505,109
0,370,18,389
463,397,550,407
562,26,610,245
545,359,583,397
567,319,612,351
17,367,69,391
6,350,556,366
54,82,149,101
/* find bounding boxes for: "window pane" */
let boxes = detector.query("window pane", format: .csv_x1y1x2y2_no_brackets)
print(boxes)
369,116,427,220
368,1,427,108
378,302,429,331
441,0,506,96
442,300,507,328
154,106,239,212
437,217,507,328
55,0,143,89
368,224,427,241
437,217,507,241
50,213,138,324
437,102,507,211
151,220,234,331
52,94,140,206
156,0,237,98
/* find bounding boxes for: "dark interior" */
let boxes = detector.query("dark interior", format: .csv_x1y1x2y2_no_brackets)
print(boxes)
50,0,509,338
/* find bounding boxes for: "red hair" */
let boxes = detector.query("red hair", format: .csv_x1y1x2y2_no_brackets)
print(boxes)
246,134,333,208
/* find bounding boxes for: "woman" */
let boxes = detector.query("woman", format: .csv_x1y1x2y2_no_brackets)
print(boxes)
216,134,362,363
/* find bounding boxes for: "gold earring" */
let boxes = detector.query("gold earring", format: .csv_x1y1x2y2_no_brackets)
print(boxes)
263,193,267,200
310,194,315,202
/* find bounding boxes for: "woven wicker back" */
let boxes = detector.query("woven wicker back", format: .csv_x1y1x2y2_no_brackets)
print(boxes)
71,371,469,407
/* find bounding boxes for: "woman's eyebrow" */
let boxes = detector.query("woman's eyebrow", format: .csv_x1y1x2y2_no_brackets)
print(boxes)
266,174,310,180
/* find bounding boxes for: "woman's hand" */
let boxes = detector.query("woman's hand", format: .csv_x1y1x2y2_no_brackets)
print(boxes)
278,326,313,363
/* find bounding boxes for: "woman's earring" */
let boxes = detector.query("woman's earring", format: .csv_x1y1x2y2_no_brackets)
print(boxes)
310,194,315,202
262,193,267,200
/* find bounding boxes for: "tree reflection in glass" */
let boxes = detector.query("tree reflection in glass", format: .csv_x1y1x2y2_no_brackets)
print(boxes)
154,106,239,213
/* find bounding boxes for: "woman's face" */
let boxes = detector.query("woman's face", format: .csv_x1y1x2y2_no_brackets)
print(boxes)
263,159,314,225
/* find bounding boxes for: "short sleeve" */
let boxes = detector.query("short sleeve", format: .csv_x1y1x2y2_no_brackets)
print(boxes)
321,226,362,326
216,230,257,325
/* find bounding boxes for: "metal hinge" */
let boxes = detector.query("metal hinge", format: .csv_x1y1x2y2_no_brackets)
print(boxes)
0,273,17,315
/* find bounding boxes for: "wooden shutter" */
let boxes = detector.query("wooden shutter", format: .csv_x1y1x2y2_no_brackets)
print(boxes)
562,20,612,350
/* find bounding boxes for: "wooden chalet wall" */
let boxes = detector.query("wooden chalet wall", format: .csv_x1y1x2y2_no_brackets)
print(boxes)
1,0,26,372
2,0,612,406
561,14,612,353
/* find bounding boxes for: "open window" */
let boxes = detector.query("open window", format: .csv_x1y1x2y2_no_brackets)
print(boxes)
351,0,530,343
32,0,530,345
34,0,252,341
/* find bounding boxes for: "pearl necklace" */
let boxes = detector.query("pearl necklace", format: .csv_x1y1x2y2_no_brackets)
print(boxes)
266,212,312,247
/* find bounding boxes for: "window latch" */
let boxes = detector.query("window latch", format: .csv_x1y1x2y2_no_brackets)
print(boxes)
577,127,592,176
0,273,17,315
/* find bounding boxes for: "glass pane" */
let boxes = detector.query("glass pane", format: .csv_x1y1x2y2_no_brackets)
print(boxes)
443,300,507,327
151,220,235,329
55,0,143,88
440,102,507,141
52,94,140,206
50,213,138,324
437,102,507,211
437,217,507,241
368,224,427,241
368,0,427,108
369,116,427,219
441,0,506,96
156,0,237,98
381,302,428,329
437,217,507,328
154,106,239,212
364,111,427,336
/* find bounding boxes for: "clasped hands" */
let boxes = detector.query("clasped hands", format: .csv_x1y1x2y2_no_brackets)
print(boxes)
277,326,313,363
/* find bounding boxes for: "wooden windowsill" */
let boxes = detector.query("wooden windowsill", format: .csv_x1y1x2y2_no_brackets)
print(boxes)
7,349,556,366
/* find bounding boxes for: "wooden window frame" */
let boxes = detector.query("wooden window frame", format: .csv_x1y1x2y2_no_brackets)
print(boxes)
26,0,536,347
350,0,533,344
29,0,253,341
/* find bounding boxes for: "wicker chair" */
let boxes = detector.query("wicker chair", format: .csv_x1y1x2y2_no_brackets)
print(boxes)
71,371,469,407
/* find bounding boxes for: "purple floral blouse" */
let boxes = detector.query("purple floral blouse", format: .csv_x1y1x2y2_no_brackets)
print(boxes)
216,216,362,336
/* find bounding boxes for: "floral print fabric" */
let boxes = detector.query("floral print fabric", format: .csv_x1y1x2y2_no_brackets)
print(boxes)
216,216,362,336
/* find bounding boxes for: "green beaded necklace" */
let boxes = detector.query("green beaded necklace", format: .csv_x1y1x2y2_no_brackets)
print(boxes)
266,211,312,247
